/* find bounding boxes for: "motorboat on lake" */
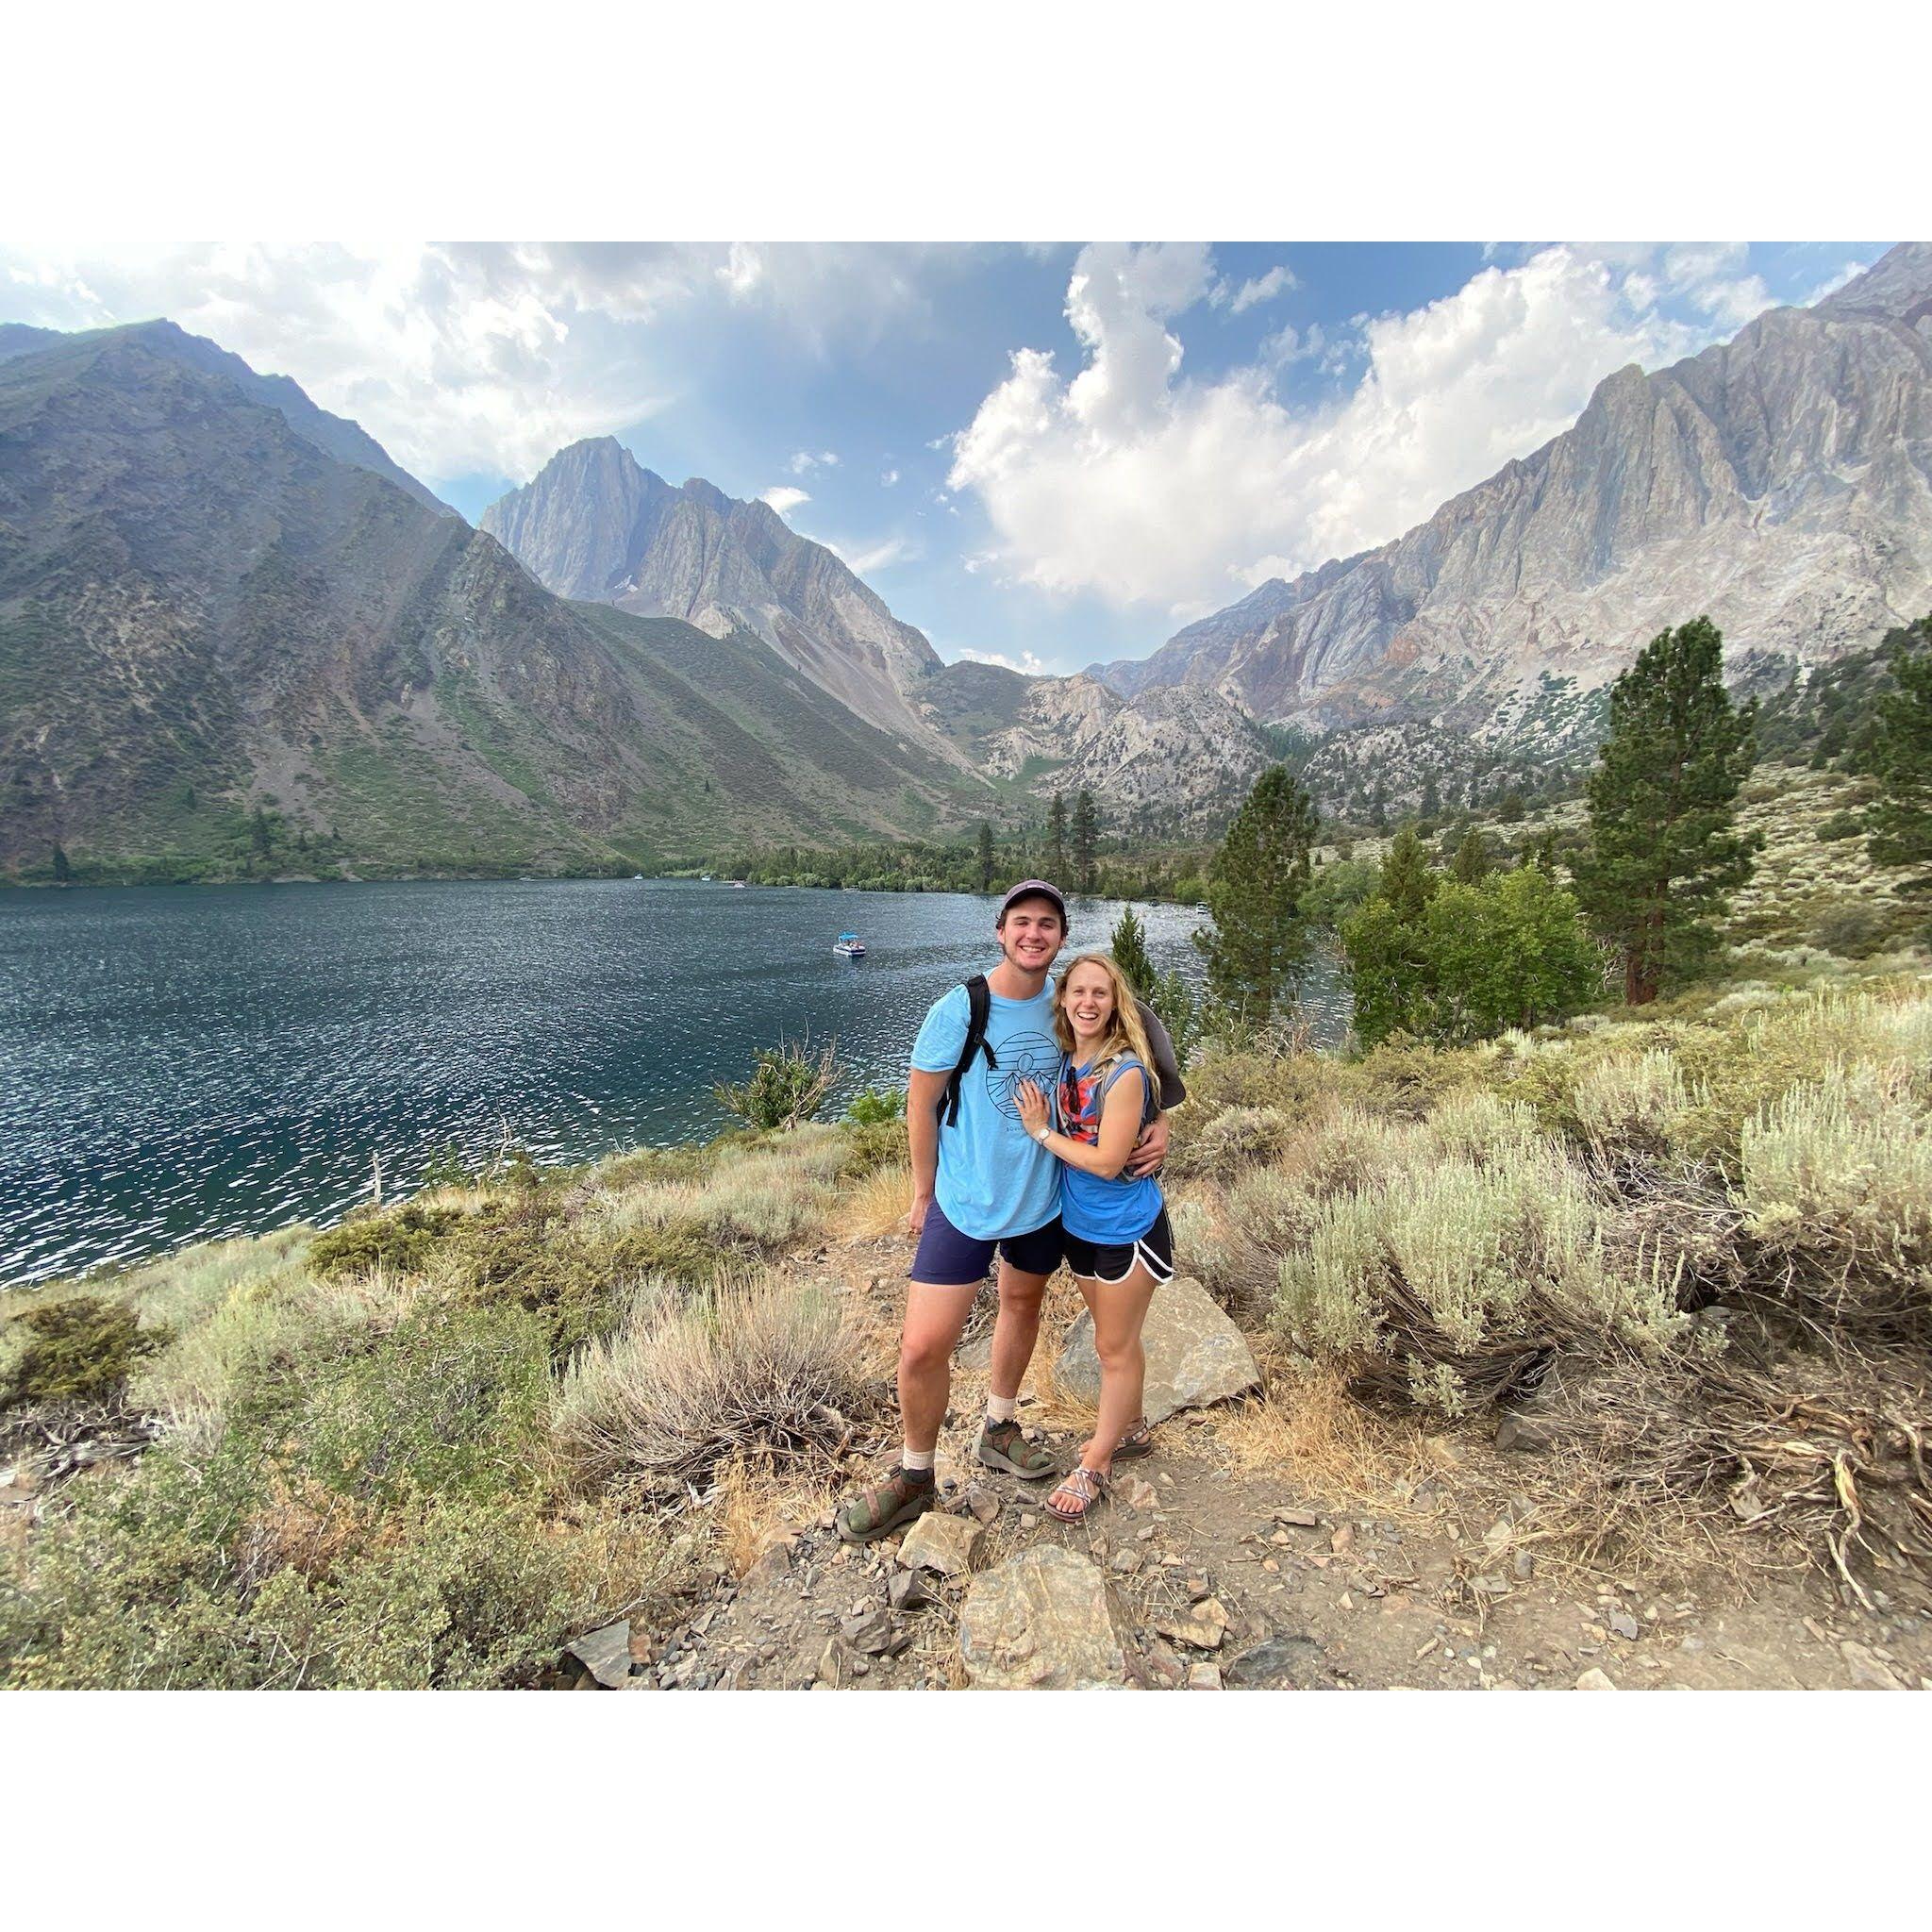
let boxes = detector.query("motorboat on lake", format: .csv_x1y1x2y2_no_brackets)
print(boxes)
833,932,867,958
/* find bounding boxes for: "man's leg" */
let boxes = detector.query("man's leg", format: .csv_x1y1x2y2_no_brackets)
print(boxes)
837,1277,978,1543
975,1259,1059,1478
897,1278,981,1457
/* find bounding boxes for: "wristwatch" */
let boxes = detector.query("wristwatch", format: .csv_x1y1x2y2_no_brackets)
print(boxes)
1033,1126,1052,1145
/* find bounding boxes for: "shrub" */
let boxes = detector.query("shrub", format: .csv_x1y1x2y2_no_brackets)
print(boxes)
1568,1049,1695,1158
1740,1066,1932,1309
843,1086,906,1125
555,1274,872,1487
308,1203,464,1281
1164,1105,1294,1180
1,1295,166,1408
714,1038,841,1131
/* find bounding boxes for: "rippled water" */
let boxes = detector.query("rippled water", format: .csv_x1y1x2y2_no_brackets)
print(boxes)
0,879,1348,1288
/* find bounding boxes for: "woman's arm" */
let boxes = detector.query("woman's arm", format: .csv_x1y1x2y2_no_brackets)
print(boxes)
1014,1069,1145,1179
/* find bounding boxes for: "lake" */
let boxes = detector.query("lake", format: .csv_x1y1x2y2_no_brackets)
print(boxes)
0,879,1348,1288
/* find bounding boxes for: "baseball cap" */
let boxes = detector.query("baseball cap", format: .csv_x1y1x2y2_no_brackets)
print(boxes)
997,878,1068,924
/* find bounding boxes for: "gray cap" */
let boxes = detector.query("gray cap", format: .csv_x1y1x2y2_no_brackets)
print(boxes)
997,878,1067,923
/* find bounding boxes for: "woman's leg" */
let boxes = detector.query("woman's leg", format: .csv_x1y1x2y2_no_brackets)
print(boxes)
1074,1260,1158,1476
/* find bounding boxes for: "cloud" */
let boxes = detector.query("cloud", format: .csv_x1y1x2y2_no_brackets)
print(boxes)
1216,263,1297,313
760,485,811,515
788,448,840,474
0,242,972,484
881,467,900,486
951,646,1051,676
830,534,917,575
947,241,1749,615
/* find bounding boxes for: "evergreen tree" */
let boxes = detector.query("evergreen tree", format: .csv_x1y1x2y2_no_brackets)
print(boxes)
250,805,274,860
1451,828,1491,883
1047,791,1069,884
1109,905,1156,993
1071,789,1100,894
1369,780,1389,831
1378,825,1437,924
975,821,995,893
1193,765,1318,1028
1865,614,1932,923
1498,789,1526,824
1574,617,1759,1005
51,843,71,884
1418,773,1441,824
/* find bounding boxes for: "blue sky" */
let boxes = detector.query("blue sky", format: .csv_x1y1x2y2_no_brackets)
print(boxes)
0,240,1885,674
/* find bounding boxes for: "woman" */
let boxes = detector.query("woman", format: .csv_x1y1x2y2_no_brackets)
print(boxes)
1014,951,1175,1524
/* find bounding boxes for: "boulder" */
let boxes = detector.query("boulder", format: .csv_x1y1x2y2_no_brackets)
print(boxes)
958,1546,1127,1690
897,1508,986,1577
1054,1274,1259,1424
566,1620,633,1688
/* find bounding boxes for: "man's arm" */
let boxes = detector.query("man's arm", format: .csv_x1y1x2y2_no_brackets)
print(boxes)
1124,998,1180,1177
906,1067,949,1236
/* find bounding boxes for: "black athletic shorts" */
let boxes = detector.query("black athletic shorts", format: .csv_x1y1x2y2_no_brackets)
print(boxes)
1062,1206,1174,1287
908,1202,1066,1287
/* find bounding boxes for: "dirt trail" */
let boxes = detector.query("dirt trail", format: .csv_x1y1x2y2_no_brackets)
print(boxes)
620,1236,1932,1693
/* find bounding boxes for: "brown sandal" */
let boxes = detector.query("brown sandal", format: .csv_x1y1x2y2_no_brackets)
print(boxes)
1044,1465,1109,1524
1114,1419,1154,1459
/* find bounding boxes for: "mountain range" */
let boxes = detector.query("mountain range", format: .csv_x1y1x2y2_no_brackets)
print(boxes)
1094,242,1932,796
4,242,1928,880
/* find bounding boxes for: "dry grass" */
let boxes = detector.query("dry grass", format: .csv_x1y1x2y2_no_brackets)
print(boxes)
554,1272,875,1487
832,1161,912,1241
713,1451,841,1578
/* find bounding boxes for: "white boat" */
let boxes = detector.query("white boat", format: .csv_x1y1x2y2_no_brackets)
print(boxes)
730,880,748,889
833,932,867,958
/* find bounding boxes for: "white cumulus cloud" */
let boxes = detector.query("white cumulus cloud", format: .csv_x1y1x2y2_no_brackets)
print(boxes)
951,646,1051,676
947,241,1753,615
759,485,811,516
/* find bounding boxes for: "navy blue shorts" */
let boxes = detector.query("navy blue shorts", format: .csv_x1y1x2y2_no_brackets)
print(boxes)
909,1203,1065,1287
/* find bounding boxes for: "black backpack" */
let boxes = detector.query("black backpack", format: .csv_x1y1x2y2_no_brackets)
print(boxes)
940,974,994,1128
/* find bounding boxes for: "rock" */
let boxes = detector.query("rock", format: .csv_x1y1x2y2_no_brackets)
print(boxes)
1225,1633,1330,1689
1054,1274,1260,1424
816,1638,850,1687
1155,1597,1230,1651
1574,1668,1618,1691
958,1546,1127,1690
1109,1547,1141,1574
841,1608,907,1657
888,1570,932,1613
1118,1474,1159,1512
897,1510,986,1577
1512,1551,1537,1581
745,1541,792,1588
1494,1410,1558,1453
1273,1507,1321,1528
1840,1640,1904,1690
1187,1663,1224,1690
1143,1640,1187,1689
627,1627,655,1669
1185,1573,1211,1601
1608,1612,1641,1641
566,1620,633,1689
1020,1513,1040,1530
964,1486,1000,1525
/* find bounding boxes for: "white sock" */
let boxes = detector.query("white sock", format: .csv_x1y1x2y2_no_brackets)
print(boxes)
901,1446,936,1473
985,1395,1019,1424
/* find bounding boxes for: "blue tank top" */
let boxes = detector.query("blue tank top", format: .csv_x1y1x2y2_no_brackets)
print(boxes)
1055,1053,1163,1243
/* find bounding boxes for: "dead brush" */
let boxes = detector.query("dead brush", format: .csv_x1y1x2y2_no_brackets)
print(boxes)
554,1272,878,1489
1518,1334,1932,1608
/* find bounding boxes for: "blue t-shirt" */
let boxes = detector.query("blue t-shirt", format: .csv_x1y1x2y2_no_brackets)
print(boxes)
911,981,1063,1241
1055,1053,1163,1243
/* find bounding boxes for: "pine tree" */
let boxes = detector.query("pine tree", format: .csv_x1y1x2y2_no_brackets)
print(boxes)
1047,791,1069,884
975,821,995,892
1378,825,1437,924
1574,616,1759,1005
1419,773,1441,824
1071,789,1100,894
1452,828,1491,883
1865,614,1932,923
1109,905,1156,992
1498,789,1526,823
1193,765,1318,1028
51,843,71,884
250,805,274,860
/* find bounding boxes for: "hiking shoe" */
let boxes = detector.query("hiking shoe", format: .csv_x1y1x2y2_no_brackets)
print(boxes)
974,1416,1058,1480
836,1467,935,1544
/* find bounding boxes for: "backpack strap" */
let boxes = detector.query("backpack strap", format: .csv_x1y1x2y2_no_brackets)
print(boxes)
941,974,995,1127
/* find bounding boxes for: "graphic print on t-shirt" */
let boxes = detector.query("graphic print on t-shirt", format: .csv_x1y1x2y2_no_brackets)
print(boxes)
987,1030,1062,1122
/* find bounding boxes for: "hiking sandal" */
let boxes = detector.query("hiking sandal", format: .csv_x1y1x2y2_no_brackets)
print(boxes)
1043,1465,1108,1524
836,1468,935,1544
1114,1419,1154,1460
975,1415,1058,1479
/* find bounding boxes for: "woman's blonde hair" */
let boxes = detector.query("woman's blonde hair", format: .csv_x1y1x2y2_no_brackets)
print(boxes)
1052,952,1154,1082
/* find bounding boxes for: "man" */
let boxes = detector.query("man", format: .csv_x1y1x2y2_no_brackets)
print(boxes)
836,879,1184,1542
